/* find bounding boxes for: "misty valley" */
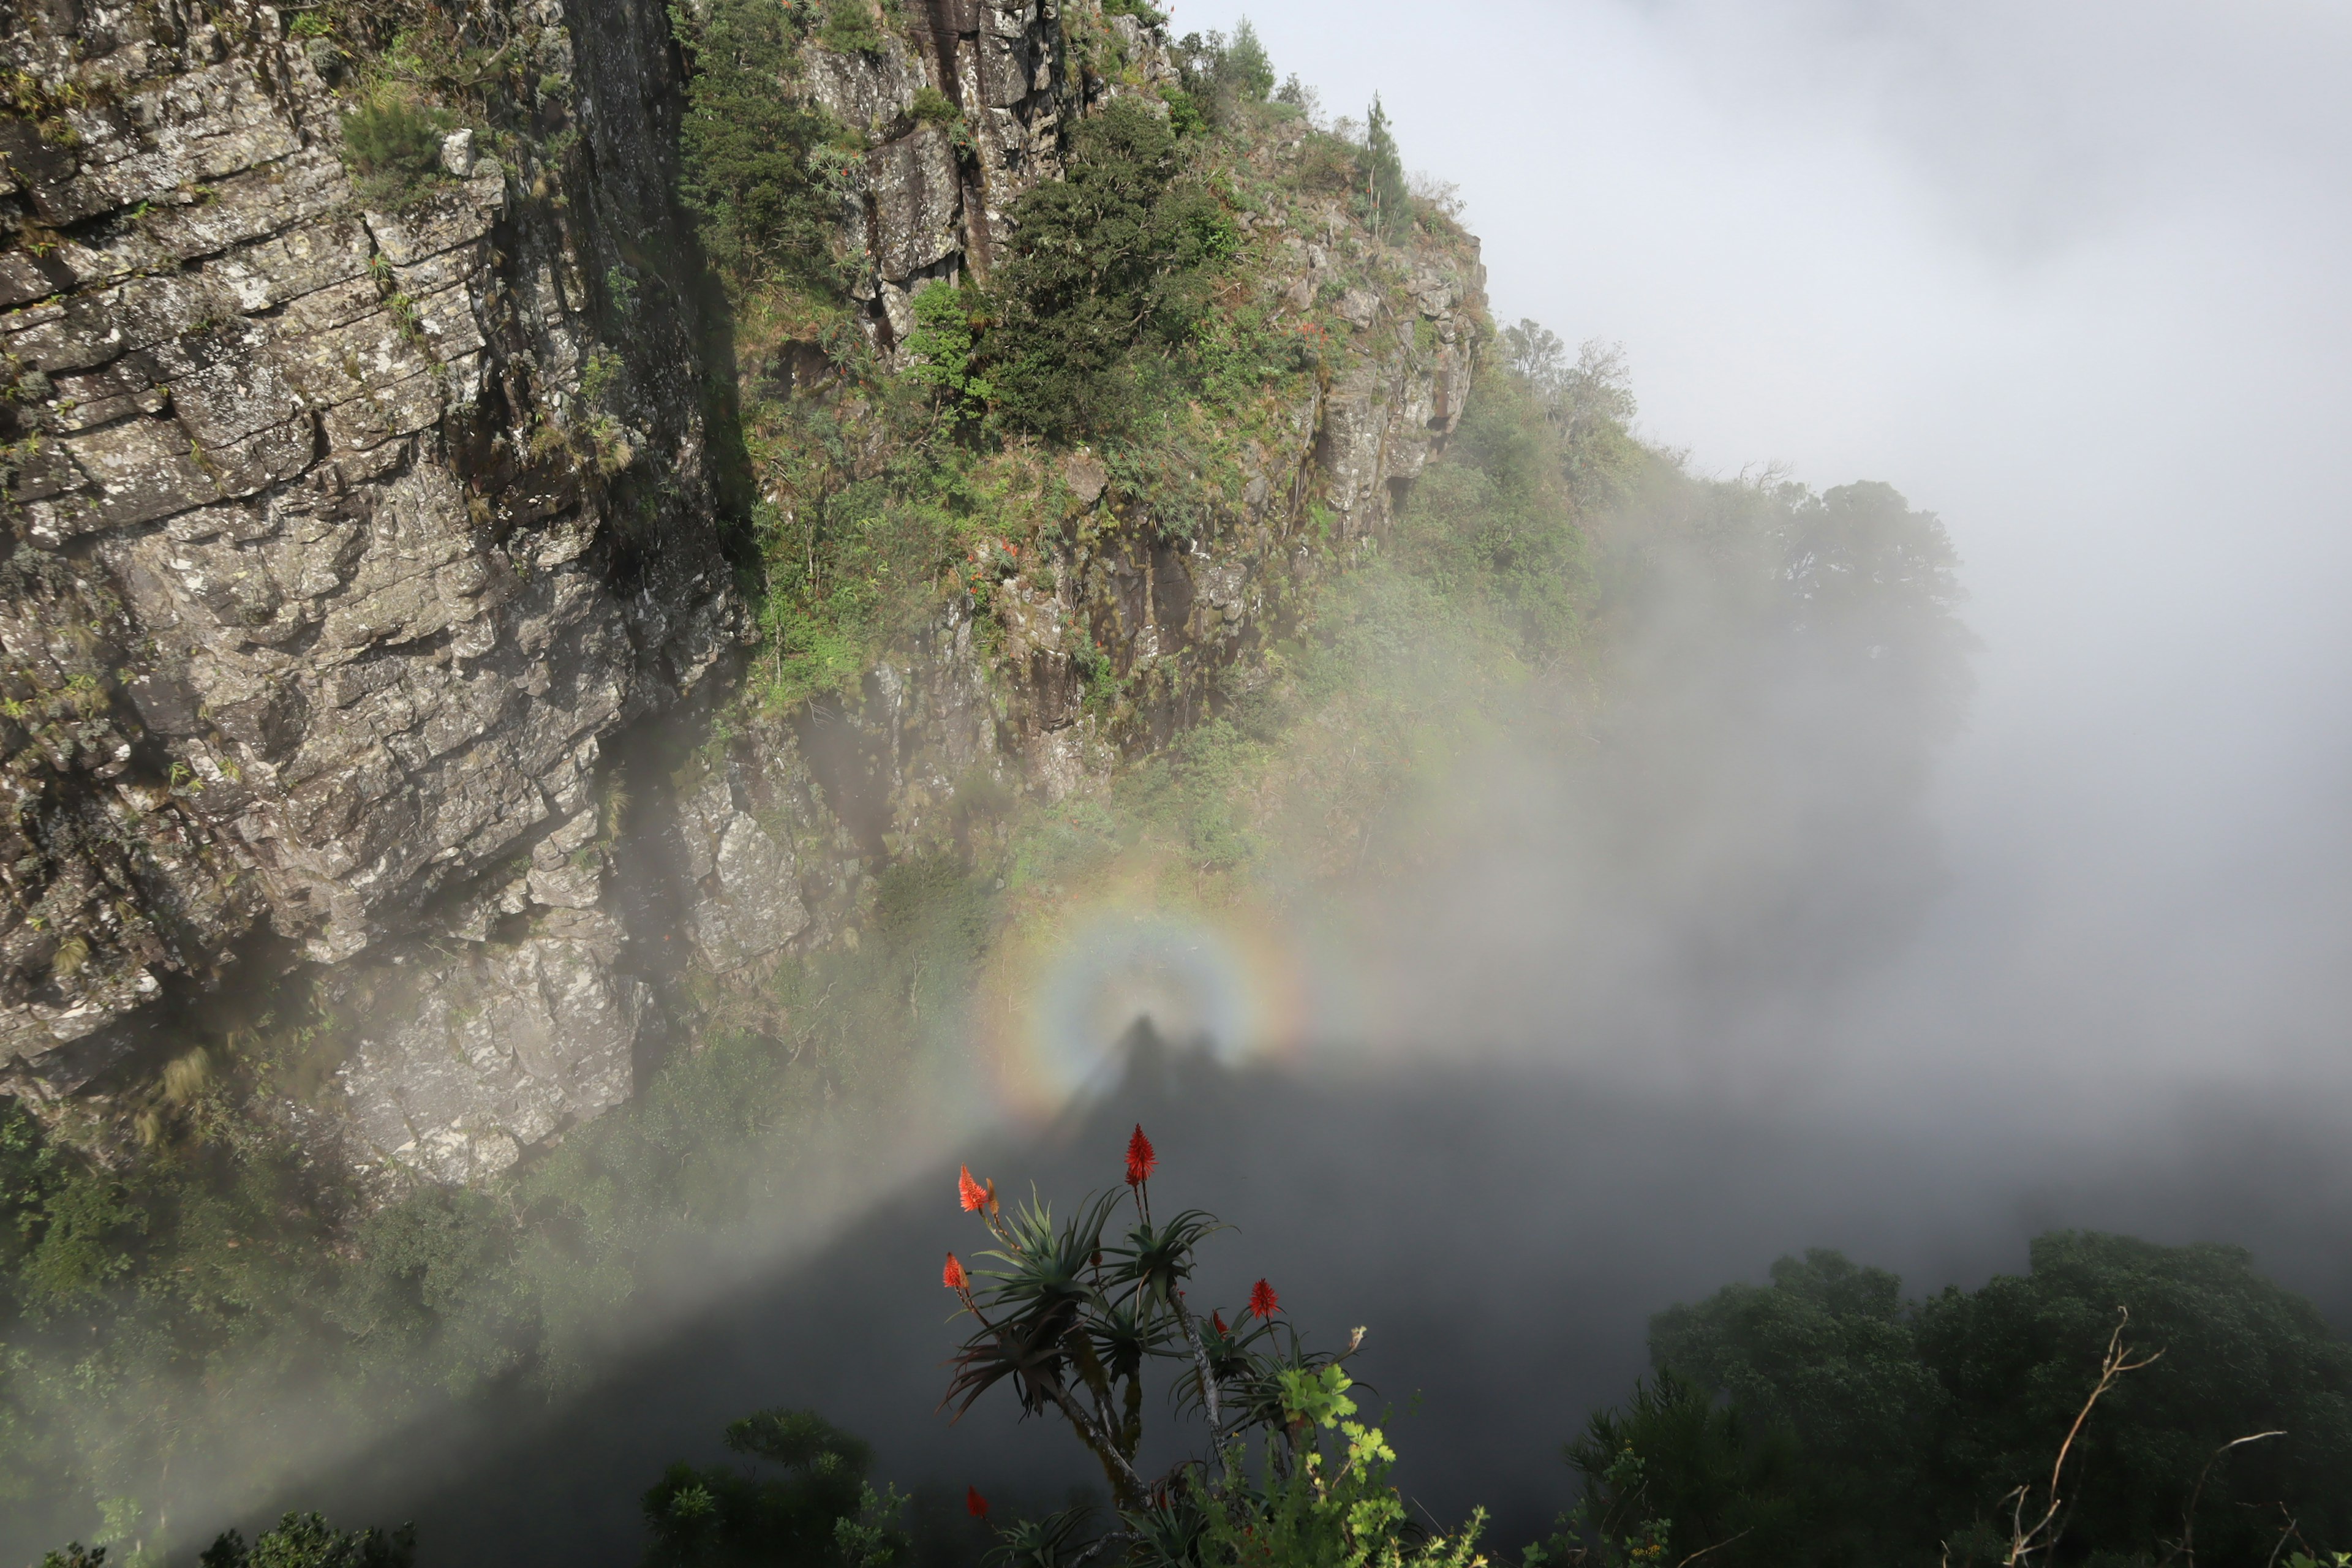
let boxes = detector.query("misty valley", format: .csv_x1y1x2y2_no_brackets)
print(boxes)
0,2,2346,1568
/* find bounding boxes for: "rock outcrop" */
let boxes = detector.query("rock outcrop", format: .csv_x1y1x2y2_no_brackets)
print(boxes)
336,907,644,1186
704,117,1487,945
0,0,1485,1190
0,0,736,1110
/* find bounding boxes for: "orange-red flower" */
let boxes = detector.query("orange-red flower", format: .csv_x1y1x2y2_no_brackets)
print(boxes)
1212,1310,1229,1336
959,1164,987,1213
967,1485,990,1518
944,1252,968,1292
1248,1278,1280,1319
1125,1124,1156,1186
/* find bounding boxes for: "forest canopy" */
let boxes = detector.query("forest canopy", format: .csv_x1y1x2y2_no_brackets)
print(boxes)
1577,1233,2352,1567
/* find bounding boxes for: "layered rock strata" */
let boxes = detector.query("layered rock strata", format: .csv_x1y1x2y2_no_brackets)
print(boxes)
0,0,735,1110
0,0,1485,1188
688,145,1486,978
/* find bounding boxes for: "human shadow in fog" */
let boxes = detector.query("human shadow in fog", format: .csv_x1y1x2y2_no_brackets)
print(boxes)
282,1032,2352,1567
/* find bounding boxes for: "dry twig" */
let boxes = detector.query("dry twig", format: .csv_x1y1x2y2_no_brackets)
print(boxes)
2003,1306,2163,1566
2158,1429,2285,1567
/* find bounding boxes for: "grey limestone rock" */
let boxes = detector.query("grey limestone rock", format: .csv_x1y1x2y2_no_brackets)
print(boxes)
863,125,964,283
0,0,1483,1191
0,0,737,1118
1061,452,1109,507
336,910,647,1186
679,772,808,974
803,36,927,135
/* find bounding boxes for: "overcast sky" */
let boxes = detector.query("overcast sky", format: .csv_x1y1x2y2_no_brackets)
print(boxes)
1166,0,2352,1107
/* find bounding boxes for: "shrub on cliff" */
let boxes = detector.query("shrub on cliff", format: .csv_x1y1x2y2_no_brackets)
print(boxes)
984,97,1239,440
1174,18,1276,125
677,0,855,298
339,92,451,208
1361,96,1410,242
816,0,887,59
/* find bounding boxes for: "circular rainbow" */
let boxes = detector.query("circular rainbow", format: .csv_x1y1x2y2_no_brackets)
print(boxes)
969,871,1330,1117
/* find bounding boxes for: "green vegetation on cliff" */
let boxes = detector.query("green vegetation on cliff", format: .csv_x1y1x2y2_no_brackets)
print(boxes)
676,0,859,300
668,6,1460,720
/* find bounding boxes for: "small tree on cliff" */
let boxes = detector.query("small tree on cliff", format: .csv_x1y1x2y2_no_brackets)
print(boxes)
1362,97,1411,241
940,1127,1487,1568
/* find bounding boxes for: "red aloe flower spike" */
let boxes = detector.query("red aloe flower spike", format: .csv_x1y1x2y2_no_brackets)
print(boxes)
959,1164,987,1213
1125,1124,1156,1186
943,1252,968,1292
1212,1310,1228,1335
967,1485,989,1519
1248,1278,1280,1319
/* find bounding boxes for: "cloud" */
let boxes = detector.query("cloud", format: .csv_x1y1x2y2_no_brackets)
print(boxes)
1177,0,2352,1105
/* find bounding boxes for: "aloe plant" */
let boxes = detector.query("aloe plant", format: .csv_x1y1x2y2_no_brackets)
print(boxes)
940,1128,1479,1568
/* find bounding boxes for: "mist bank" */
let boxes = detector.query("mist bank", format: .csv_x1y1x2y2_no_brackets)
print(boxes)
255,1044,2352,1566
1180,0,2352,1121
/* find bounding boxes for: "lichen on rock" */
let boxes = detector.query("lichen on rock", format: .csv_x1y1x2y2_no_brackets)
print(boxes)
0,0,737,1131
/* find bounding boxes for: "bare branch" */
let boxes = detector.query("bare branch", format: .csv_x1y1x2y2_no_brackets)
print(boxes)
2263,1505,2305,1568
1673,1529,1755,1568
2005,1307,2163,1566
2165,1430,2285,1568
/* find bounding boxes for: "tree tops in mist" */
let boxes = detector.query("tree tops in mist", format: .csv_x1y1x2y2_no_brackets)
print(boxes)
1578,1232,2352,1566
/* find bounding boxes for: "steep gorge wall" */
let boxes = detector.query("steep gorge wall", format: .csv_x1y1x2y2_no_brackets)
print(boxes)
0,0,736,1101
652,17,1486,1008
0,0,1486,1189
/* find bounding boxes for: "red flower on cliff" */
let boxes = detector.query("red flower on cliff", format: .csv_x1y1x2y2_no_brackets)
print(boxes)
1125,1124,1157,1187
944,1253,968,1292
1248,1278,1280,1319
959,1164,988,1213
967,1485,990,1519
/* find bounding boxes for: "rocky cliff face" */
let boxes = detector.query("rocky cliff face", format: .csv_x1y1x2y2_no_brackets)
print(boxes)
665,102,1485,979
0,0,736,1101
0,0,1484,1189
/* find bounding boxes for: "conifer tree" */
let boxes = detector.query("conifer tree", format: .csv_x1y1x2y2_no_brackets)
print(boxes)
1363,95,1411,240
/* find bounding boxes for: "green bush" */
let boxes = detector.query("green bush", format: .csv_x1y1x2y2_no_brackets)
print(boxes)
1173,18,1275,123
198,1512,415,1568
900,280,991,413
816,0,886,58
676,0,854,296
985,97,1238,439
909,85,959,126
642,1409,901,1568
1160,85,1207,137
1220,18,1276,102
338,94,449,206
1567,1371,1815,1568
